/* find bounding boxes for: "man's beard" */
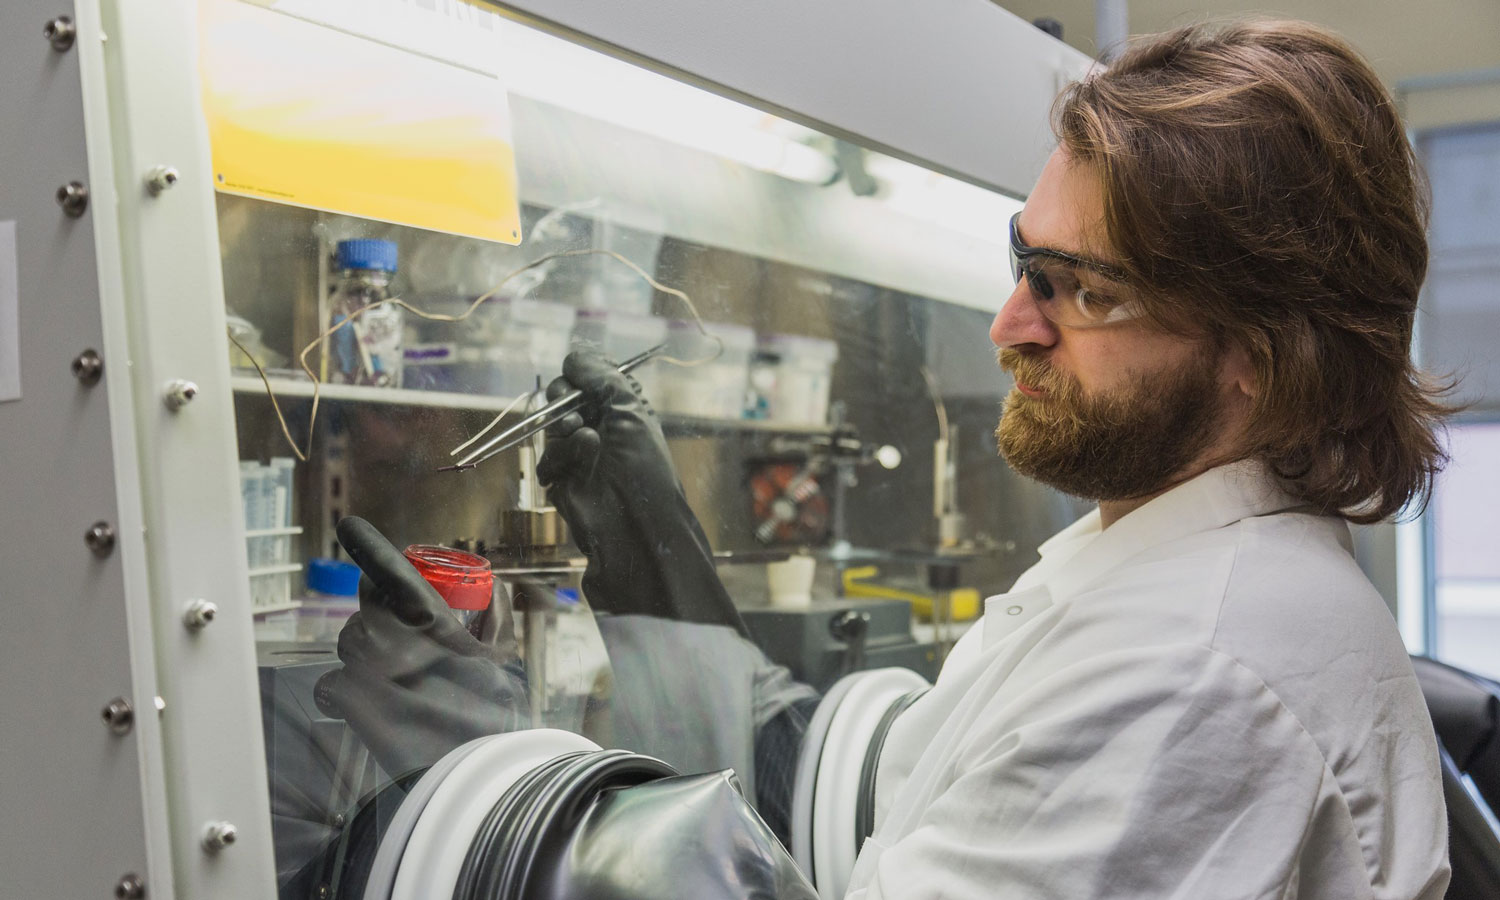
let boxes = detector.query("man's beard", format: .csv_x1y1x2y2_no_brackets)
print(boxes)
994,346,1224,502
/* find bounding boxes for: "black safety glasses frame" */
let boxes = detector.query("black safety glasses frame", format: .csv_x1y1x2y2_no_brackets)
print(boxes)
1008,212,1127,300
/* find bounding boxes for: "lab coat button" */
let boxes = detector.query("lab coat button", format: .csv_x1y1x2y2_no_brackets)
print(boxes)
1006,605,1023,615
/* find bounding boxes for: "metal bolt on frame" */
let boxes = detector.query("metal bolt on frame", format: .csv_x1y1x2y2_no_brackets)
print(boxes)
55,181,88,217
72,349,103,386
114,872,145,899
182,599,218,631
163,379,198,411
144,165,180,196
85,521,116,556
43,15,75,52
101,698,134,735
201,820,238,853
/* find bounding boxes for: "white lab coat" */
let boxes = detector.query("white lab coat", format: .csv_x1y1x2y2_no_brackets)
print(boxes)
845,461,1450,900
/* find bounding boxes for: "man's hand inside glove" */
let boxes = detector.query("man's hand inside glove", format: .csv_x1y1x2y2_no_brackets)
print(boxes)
536,351,745,635
314,516,529,778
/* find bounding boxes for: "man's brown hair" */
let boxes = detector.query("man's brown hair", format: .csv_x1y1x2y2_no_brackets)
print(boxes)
1053,19,1455,522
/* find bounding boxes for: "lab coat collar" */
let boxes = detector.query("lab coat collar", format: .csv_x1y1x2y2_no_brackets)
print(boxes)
1043,459,1301,604
983,461,1303,650
1035,507,1102,558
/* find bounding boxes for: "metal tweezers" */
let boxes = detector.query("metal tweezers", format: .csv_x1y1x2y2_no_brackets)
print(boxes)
439,343,666,472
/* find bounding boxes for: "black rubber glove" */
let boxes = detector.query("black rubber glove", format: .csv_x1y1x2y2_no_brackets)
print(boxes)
314,517,529,778
536,350,746,636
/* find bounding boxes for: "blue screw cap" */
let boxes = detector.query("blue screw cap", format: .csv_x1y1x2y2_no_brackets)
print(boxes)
307,558,362,597
335,239,398,273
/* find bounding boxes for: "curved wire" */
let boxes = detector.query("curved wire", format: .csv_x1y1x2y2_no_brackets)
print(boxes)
232,247,725,461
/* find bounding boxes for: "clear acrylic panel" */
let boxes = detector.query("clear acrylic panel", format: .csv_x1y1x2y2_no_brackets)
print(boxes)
213,6,1084,894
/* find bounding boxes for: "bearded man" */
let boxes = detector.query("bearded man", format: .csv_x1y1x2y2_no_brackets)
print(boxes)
839,20,1454,896
323,17,1454,899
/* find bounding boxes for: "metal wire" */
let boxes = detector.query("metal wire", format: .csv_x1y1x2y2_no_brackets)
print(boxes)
232,248,722,462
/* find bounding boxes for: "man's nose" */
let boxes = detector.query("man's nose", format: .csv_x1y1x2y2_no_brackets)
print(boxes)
991,278,1059,349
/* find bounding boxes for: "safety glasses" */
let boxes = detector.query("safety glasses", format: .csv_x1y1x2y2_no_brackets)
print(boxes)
1009,212,1141,328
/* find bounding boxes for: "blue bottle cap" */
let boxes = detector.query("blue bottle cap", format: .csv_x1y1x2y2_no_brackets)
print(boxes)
307,558,362,597
557,587,582,606
335,239,398,273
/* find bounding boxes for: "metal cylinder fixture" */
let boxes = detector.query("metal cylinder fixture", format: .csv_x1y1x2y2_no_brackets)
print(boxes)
101,697,134,735
55,181,88,218
1095,0,1129,60
43,15,75,52
499,508,568,559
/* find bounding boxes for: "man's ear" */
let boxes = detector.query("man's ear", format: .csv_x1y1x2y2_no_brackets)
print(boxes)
1219,342,1258,401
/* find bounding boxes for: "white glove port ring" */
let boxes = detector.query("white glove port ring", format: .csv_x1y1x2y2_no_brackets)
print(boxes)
790,668,931,900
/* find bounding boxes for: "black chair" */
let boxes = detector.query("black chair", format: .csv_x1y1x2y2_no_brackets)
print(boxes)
1413,656,1500,811
1411,655,1500,900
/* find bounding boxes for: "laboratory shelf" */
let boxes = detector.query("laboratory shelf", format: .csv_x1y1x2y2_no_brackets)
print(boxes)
230,374,836,435
661,414,834,437
249,600,304,617
230,374,525,413
244,526,304,539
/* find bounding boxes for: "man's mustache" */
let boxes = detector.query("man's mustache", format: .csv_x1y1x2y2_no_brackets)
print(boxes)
997,348,1069,394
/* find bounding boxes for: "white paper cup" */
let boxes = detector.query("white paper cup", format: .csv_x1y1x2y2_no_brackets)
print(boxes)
767,555,816,609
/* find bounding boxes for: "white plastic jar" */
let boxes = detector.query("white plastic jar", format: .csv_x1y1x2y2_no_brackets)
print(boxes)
571,309,669,406
751,333,840,426
483,297,578,397
658,320,755,419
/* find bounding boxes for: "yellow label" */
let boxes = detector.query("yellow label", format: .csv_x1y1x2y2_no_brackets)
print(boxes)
199,0,521,244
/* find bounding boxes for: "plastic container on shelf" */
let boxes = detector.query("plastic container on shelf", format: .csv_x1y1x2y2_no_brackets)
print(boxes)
571,309,669,406
404,544,495,638
524,201,665,317
400,341,465,392
269,457,296,523
400,295,575,398
298,557,362,641
246,533,302,611
399,293,469,392
252,609,299,642
577,215,664,316
749,333,840,426
225,313,287,371
248,566,300,609
243,457,296,562
329,238,403,387
400,294,472,345
478,297,577,398
658,320,755,419
240,457,302,614
239,461,269,564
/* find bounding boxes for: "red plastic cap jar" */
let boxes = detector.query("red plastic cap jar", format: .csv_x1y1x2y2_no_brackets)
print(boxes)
403,544,493,615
